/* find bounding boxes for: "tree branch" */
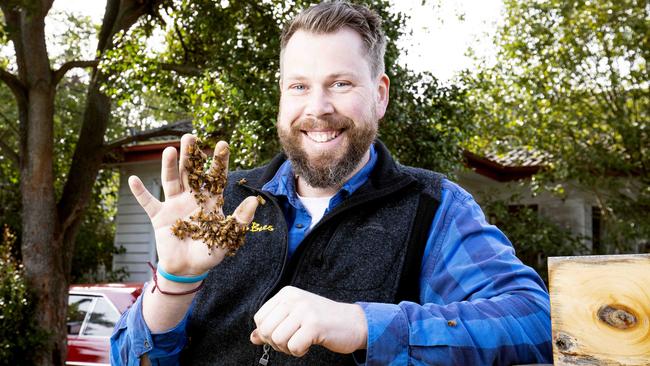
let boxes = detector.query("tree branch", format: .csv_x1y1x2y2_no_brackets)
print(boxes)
0,5,27,85
0,68,28,105
53,60,99,85
97,0,167,54
160,63,203,76
104,120,192,150
163,4,190,65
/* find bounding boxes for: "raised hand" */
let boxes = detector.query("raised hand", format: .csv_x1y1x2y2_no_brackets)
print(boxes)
250,286,368,357
128,134,259,277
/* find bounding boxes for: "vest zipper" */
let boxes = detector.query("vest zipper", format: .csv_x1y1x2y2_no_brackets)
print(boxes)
258,344,271,365
242,186,290,308
240,185,289,365
292,179,416,283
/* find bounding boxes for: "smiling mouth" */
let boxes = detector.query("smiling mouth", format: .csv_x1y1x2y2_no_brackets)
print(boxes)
302,130,344,143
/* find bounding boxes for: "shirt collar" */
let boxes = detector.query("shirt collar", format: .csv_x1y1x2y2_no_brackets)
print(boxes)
262,144,377,203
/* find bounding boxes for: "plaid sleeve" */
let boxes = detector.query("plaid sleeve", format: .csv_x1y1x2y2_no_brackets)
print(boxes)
357,180,553,365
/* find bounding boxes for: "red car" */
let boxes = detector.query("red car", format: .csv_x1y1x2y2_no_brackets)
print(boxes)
66,283,143,365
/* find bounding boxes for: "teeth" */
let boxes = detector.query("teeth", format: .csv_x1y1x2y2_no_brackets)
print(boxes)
306,131,340,142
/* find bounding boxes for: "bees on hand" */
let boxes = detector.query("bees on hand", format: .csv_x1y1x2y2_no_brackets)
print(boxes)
171,140,249,256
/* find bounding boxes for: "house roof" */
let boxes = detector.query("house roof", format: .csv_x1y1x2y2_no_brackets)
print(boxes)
120,140,181,163
463,149,544,182
483,147,548,168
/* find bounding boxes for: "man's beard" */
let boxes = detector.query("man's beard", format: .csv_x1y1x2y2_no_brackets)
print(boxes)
277,114,377,189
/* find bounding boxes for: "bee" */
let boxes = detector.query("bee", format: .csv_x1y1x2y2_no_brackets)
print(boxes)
218,146,229,157
256,195,266,205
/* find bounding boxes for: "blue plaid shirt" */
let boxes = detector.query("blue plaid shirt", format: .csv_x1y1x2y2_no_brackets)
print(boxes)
111,145,552,365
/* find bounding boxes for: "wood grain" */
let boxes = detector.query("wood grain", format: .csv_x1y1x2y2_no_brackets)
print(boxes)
548,254,650,365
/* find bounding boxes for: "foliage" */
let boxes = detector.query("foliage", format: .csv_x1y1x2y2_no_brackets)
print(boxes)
70,169,128,283
100,0,473,173
0,12,125,282
0,81,20,248
464,0,649,252
0,226,47,365
481,195,588,283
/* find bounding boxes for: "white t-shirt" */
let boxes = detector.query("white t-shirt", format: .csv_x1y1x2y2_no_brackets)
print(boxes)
297,194,332,230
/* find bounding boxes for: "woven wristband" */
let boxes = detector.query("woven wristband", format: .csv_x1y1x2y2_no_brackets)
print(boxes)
156,263,209,283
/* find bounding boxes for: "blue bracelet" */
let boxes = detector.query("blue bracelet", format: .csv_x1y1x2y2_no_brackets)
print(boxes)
156,263,208,283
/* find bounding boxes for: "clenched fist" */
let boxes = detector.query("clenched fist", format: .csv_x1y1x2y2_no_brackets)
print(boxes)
250,286,368,357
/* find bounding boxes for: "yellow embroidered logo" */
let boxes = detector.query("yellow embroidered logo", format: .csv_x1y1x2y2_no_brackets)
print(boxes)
250,222,274,232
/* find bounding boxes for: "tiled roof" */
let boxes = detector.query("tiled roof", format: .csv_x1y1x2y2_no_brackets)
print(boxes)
482,147,549,168
463,148,547,182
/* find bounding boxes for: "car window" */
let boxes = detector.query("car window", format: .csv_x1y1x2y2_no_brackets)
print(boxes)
83,297,121,337
67,295,94,335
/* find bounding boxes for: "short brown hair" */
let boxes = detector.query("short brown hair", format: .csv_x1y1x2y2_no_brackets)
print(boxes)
280,1,387,78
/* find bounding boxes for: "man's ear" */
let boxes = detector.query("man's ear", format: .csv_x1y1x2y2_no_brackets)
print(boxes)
375,73,390,119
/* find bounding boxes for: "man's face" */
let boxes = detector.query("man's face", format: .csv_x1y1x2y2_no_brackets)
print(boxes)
277,28,389,188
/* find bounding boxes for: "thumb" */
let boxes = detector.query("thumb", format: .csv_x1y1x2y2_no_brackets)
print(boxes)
250,329,264,345
232,196,261,225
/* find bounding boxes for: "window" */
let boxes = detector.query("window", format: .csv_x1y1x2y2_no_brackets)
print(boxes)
592,206,602,254
83,297,121,337
67,295,93,335
508,204,538,214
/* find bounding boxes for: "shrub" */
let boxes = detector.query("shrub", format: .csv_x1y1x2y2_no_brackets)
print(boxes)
0,226,46,366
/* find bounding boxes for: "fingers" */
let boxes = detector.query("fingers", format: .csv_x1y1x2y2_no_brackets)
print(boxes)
210,140,230,179
128,175,162,219
232,196,260,225
254,288,285,326
252,302,305,356
178,134,198,192
252,287,312,356
270,316,302,354
161,147,182,198
287,326,314,357
203,141,230,211
255,304,292,353
251,317,303,355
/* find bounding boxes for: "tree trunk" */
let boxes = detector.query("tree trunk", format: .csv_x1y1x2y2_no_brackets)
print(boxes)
60,78,112,276
11,2,67,364
0,1,166,364
20,41,67,366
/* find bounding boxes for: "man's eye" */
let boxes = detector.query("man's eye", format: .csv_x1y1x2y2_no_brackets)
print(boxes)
333,81,350,88
290,84,305,91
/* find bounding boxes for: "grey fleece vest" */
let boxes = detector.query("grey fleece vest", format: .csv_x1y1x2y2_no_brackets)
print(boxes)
181,142,443,365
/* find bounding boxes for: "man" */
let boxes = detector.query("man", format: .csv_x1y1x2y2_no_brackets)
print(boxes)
111,2,553,365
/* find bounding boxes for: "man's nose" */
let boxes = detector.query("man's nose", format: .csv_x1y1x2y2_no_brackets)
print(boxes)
304,87,334,117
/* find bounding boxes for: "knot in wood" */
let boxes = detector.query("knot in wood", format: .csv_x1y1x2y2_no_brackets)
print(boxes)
554,332,576,353
597,304,637,330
